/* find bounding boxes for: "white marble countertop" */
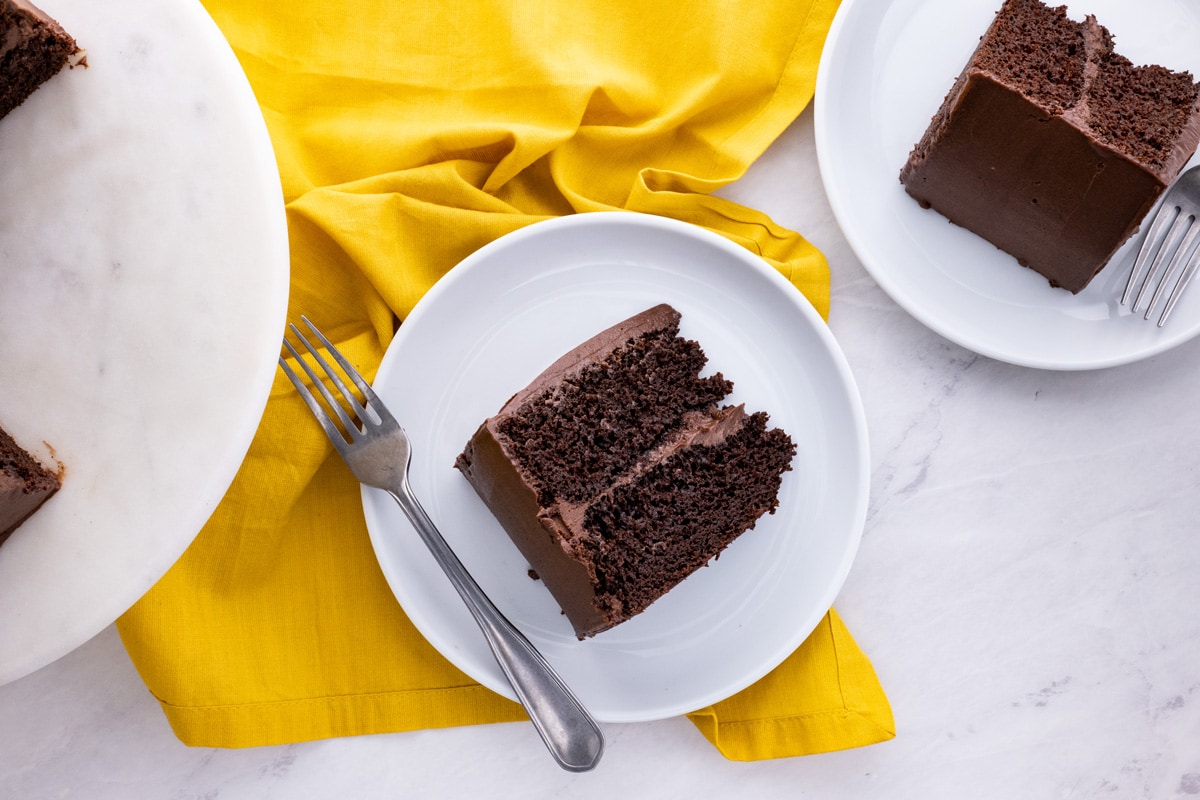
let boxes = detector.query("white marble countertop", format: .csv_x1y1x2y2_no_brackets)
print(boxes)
4,105,1200,799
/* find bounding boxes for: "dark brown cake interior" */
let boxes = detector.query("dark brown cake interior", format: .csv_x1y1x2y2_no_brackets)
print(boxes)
582,410,795,622
973,0,1088,113
497,325,732,506
1088,59,1200,169
0,0,80,121
0,425,60,545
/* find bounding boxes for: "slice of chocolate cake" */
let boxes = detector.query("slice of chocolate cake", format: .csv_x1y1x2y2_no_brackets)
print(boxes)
0,423,60,546
455,304,796,639
900,0,1200,293
0,0,81,122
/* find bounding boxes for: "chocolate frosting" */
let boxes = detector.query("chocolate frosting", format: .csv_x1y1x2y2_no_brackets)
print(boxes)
902,75,1167,292
900,1,1200,293
0,472,52,545
2,0,78,60
497,304,680,415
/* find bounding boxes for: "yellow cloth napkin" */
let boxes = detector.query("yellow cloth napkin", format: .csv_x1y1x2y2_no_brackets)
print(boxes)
115,0,894,759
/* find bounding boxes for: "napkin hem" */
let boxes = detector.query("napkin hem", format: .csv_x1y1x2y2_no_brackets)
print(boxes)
685,610,896,760
687,707,895,761
154,685,527,749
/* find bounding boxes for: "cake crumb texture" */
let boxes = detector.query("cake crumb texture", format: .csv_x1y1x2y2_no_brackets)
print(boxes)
0,0,80,121
583,411,795,623
497,325,732,506
973,0,1088,113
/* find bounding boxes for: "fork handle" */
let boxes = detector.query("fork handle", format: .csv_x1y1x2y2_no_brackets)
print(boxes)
384,484,604,772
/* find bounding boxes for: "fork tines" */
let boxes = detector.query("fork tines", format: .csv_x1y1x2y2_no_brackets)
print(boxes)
1121,171,1200,328
278,317,382,447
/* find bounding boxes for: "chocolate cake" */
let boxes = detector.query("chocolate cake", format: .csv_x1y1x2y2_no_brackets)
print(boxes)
455,304,796,639
0,0,81,122
900,0,1200,293
0,423,59,546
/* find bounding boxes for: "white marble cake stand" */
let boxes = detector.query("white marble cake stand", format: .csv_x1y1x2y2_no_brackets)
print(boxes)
0,0,288,684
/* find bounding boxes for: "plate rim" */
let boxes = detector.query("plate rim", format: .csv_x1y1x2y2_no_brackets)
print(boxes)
363,211,870,722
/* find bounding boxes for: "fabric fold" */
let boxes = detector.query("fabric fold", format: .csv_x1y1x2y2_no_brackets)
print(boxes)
116,0,894,759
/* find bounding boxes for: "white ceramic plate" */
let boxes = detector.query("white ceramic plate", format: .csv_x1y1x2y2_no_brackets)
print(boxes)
0,0,288,683
362,213,868,722
815,0,1200,370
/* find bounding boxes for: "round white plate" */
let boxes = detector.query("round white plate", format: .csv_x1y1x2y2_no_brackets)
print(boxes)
0,0,289,684
815,0,1200,370
363,212,868,722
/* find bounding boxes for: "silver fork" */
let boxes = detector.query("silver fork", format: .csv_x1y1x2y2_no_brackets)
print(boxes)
279,317,603,772
1121,165,1200,327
